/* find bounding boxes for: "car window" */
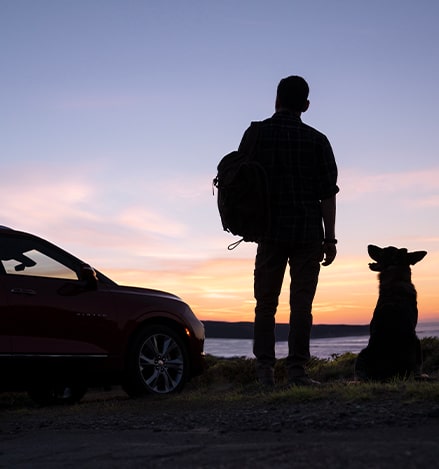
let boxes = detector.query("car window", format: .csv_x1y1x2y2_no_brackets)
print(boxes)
0,237,78,280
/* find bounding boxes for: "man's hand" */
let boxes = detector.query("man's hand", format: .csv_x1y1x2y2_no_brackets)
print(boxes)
321,242,337,266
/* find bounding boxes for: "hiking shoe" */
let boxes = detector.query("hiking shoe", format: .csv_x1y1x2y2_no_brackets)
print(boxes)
256,366,275,388
288,376,321,387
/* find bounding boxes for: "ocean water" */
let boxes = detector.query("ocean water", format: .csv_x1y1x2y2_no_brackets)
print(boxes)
204,321,439,360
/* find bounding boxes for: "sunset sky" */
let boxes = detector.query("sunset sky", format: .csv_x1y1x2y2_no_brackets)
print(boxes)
1,1,438,325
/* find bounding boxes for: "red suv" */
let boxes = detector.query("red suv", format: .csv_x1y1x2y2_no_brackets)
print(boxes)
0,226,205,404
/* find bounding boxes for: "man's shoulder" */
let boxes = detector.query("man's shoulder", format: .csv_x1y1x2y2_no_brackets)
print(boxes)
299,121,329,140
258,115,329,140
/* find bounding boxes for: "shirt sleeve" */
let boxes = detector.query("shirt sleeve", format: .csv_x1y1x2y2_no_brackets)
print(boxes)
316,136,339,200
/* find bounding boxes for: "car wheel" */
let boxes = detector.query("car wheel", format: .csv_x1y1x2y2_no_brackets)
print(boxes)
123,325,189,396
28,384,87,406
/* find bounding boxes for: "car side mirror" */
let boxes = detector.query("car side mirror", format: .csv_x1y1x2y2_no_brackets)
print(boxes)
79,264,98,291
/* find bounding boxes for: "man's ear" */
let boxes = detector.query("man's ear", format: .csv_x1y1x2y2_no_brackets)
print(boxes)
302,99,310,112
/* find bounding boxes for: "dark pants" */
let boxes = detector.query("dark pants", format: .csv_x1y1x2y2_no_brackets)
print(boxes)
253,242,322,377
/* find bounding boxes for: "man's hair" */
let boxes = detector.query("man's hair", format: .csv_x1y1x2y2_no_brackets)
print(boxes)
276,75,309,111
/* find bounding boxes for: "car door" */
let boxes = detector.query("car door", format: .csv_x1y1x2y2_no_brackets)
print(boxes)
1,234,120,358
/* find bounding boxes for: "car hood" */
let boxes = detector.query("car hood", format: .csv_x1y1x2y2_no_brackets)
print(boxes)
109,284,183,302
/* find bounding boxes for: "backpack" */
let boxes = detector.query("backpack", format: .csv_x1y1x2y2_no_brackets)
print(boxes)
213,123,270,249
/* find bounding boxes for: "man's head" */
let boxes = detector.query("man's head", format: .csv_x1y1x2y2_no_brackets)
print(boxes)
275,75,310,113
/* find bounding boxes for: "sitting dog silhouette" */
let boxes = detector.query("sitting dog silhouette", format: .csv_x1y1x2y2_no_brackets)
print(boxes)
355,244,427,381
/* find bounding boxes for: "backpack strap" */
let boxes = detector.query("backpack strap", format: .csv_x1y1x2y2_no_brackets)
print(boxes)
227,238,244,250
238,121,261,159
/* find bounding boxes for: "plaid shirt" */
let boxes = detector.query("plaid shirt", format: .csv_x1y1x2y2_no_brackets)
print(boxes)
238,111,339,243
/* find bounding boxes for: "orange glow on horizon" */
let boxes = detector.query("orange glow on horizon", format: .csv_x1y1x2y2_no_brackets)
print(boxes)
105,253,439,326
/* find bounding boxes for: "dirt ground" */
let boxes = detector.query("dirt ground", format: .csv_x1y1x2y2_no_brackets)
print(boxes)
1,386,439,468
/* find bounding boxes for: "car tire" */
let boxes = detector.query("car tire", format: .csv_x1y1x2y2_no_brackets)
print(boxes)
28,384,87,406
123,325,189,396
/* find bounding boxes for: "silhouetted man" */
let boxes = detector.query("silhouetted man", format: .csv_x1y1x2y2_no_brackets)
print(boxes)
238,76,339,387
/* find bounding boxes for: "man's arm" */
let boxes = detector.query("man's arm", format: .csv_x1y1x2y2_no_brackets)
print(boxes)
321,195,337,266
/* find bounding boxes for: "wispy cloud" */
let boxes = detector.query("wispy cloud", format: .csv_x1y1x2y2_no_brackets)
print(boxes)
118,207,187,237
340,167,439,201
52,94,141,111
0,173,97,230
415,196,439,208
1,162,437,324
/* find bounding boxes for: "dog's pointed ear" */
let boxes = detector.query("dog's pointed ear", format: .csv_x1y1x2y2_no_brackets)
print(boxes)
408,250,427,265
368,245,382,261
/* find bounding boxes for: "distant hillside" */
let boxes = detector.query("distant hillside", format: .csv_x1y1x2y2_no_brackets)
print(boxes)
203,321,369,341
